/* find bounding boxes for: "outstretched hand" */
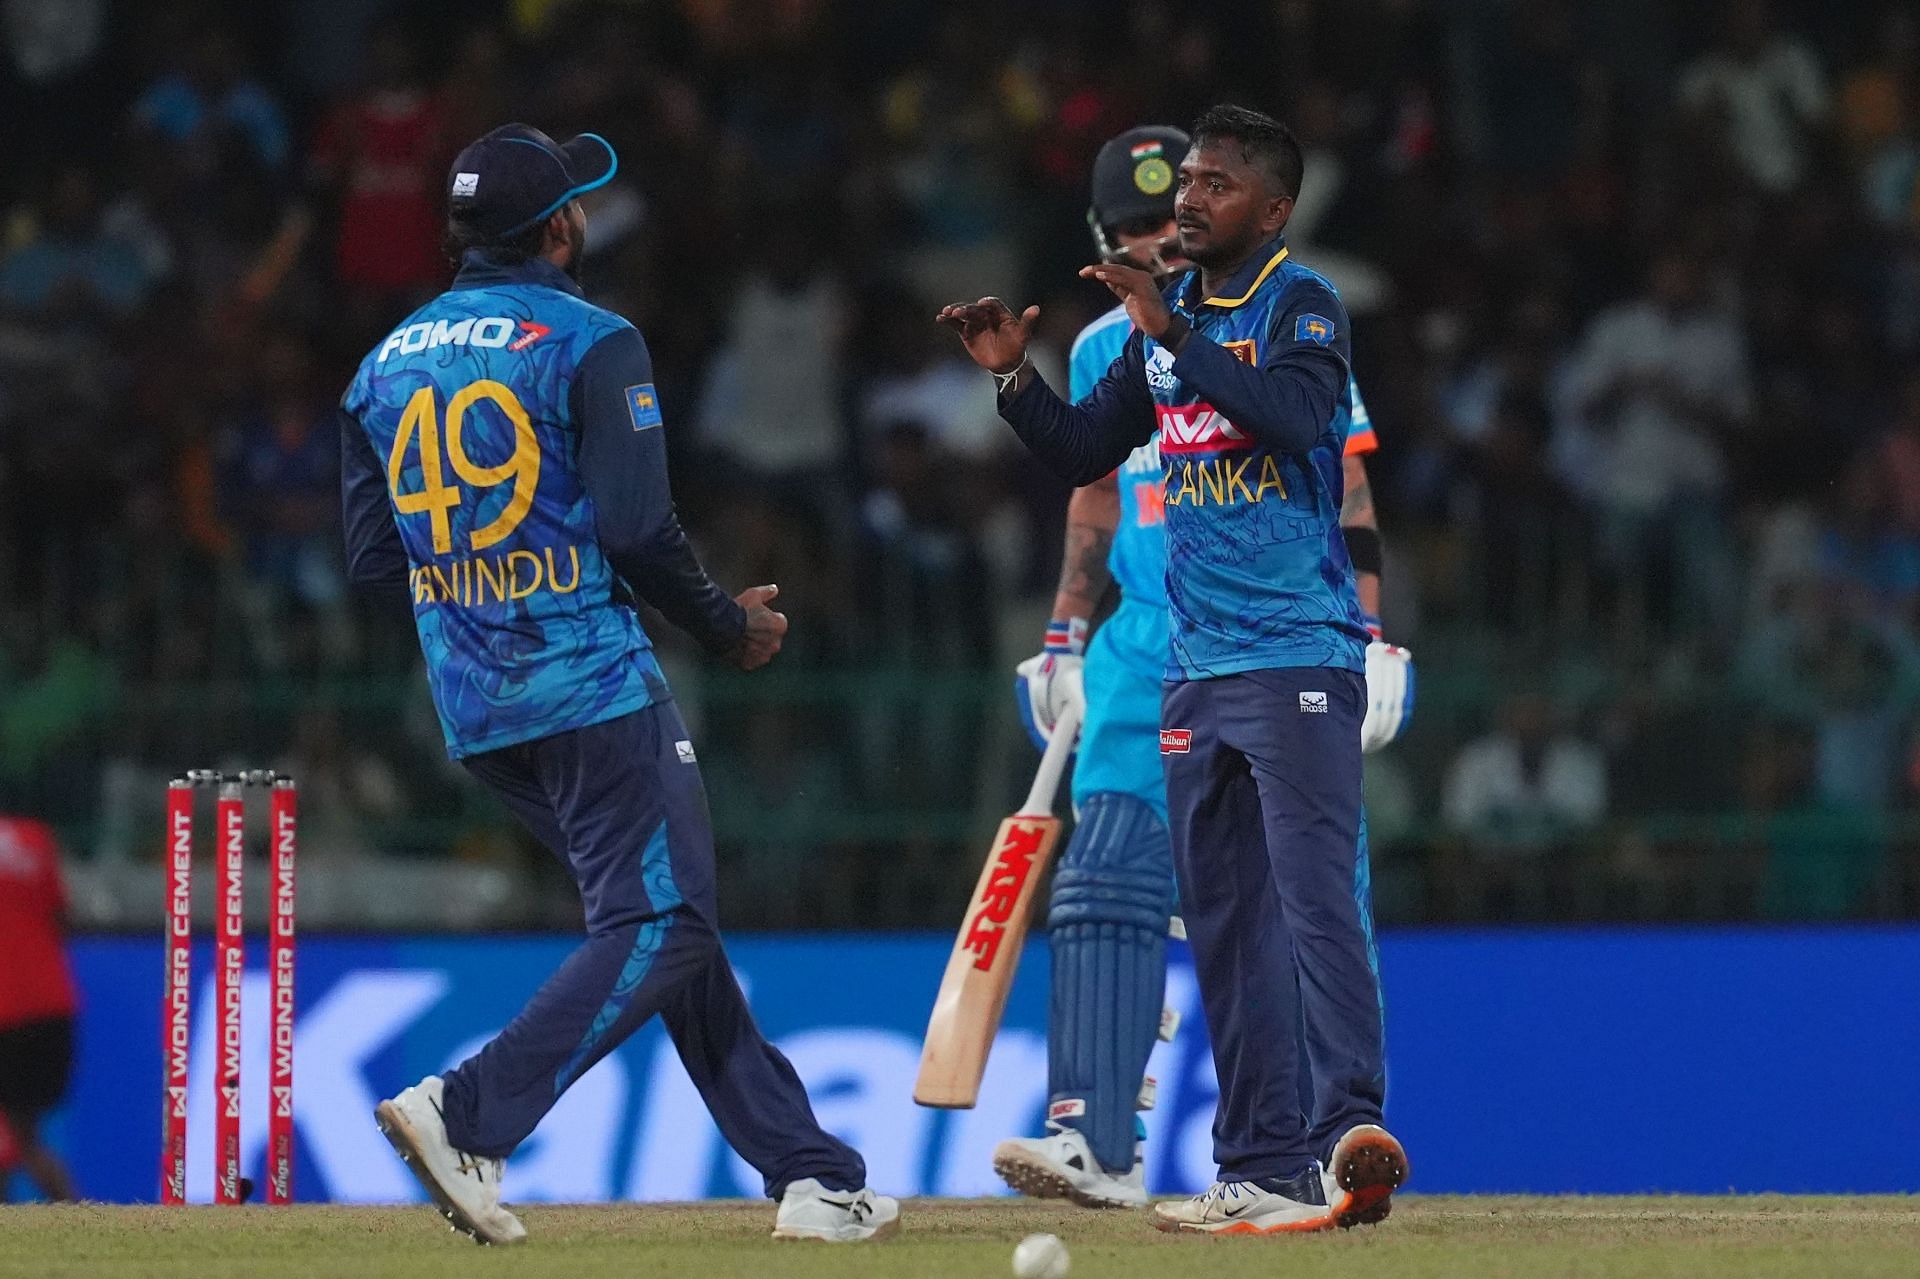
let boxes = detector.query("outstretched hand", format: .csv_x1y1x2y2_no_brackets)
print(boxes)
1079,262,1173,340
935,297,1040,374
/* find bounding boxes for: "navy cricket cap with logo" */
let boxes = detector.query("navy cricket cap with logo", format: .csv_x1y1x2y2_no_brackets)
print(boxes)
1088,125,1190,232
446,124,619,241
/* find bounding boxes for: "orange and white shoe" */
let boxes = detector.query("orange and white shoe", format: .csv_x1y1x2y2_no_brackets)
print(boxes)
1322,1124,1408,1228
1150,1169,1333,1235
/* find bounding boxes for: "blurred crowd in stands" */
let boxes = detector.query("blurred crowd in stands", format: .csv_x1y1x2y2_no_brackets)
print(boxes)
3,0,1919,924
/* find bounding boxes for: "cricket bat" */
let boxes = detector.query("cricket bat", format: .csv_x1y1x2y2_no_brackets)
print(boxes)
914,701,1082,1108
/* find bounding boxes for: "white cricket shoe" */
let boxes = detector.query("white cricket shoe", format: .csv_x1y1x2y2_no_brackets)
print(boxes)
374,1075,526,1246
1322,1123,1408,1229
771,1177,901,1242
1151,1172,1333,1235
993,1122,1148,1208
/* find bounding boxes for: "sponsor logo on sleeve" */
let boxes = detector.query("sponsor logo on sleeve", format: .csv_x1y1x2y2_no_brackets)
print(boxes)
675,740,697,764
1144,344,1179,393
626,384,663,430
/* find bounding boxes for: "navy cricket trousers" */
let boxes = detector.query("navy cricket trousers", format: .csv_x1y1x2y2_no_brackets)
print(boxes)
437,702,865,1199
1161,668,1385,1182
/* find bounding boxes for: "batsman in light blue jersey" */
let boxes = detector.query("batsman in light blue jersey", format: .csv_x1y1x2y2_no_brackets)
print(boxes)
342,124,897,1247
945,106,1409,1237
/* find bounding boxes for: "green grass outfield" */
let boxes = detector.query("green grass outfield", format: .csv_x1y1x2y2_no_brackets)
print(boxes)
3,1197,1916,1279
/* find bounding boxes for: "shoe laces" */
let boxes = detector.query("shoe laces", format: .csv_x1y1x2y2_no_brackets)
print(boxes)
1198,1180,1251,1209
454,1151,500,1183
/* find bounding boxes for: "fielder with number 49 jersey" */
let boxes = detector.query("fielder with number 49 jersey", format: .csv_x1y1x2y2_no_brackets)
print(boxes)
341,123,895,1248
342,275,673,758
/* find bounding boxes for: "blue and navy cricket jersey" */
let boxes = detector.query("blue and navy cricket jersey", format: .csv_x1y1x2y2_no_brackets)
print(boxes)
1068,303,1380,618
340,252,743,758
1021,237,1369,681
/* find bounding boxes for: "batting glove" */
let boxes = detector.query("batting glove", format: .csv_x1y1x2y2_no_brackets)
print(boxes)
1014,617,1088,751
1361,631,1414,754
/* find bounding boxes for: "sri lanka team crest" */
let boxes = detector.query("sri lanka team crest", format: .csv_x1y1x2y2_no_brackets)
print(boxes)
1296,313,1336,346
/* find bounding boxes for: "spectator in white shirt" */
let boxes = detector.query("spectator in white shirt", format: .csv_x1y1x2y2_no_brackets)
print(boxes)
1557,247,1751,631
696,226,851,498
1443,693,1608,855
1677,0,1828,194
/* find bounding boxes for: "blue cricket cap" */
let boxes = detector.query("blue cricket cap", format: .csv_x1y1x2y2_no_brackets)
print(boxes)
446,123,619,241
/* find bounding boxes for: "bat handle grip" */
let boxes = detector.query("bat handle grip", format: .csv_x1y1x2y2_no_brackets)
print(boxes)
1018,701,1081,817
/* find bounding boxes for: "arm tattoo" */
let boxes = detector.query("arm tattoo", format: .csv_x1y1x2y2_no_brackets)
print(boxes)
1341,465,1377,530
1054,519,1115,622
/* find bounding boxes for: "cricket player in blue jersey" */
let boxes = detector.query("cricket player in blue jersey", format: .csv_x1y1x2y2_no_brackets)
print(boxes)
993,126,1412,1214
340,124,898,1246
941,105,1407,1235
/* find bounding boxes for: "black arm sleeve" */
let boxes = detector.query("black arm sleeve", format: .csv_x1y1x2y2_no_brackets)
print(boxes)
338,405,411,586
571,326,746,656
1169,281,1351,456
997,334,1158,485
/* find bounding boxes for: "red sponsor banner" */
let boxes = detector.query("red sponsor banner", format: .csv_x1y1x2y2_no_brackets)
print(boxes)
508,321,550,352
1159,729,1193,754
1155,402,1252,454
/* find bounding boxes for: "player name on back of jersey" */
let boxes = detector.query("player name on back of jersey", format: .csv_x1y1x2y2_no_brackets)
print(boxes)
409,543,585,608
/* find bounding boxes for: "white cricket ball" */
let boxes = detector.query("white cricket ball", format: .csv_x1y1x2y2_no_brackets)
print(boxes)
1012,1232,1070,1279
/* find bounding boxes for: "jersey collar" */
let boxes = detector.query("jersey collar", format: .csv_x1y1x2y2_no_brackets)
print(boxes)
452,249,586,299
1176,235,1290,311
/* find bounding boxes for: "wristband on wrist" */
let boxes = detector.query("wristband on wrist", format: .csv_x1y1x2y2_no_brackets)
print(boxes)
992,353,1031,395
1043,616,1088,655
1160,313,1192,355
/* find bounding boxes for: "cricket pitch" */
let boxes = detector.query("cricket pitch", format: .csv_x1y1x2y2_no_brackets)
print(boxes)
3,1195,1915,1278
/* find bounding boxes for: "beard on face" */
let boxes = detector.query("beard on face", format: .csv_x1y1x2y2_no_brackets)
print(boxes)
561,216,589,284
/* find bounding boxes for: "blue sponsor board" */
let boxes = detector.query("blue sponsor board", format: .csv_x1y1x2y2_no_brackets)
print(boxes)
33,928,1920,1203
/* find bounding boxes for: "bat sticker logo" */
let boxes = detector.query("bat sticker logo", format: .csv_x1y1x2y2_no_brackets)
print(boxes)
960,821,1046,970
